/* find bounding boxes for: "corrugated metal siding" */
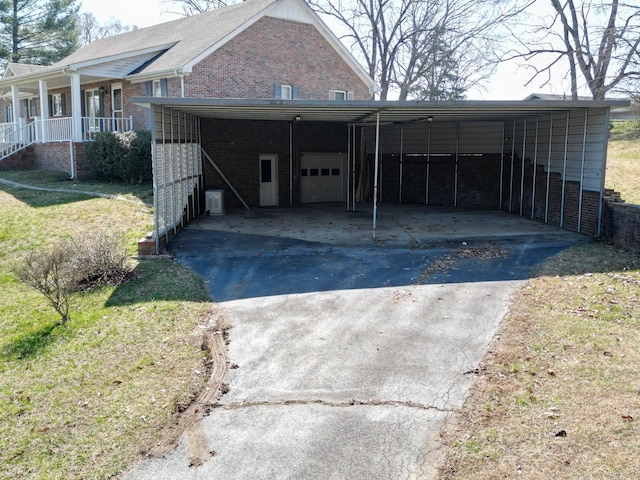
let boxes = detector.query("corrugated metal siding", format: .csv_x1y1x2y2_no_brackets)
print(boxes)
364,121,503,154
510,108,608,192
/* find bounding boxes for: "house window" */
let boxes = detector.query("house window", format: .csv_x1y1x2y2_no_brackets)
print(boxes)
4,106,12,122
153,80,163,97
280,85,292,100
329,90,354,101
30,98,38,117
24,98,37,117
274,83,300,99
51,93,65,117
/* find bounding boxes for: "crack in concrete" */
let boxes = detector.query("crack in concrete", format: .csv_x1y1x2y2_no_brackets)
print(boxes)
206,398,456,413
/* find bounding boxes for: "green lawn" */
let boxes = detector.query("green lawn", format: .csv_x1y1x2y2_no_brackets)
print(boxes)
606,120,640,204
0,173,213,479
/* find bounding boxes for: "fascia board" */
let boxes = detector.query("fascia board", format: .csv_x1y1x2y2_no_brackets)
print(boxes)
66,43,177,70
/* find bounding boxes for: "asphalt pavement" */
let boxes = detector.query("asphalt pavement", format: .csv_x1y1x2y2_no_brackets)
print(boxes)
122,219,586,479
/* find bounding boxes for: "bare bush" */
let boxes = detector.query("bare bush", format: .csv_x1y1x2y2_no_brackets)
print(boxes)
14,242,77,324
13,232,131,324
72,232,129,289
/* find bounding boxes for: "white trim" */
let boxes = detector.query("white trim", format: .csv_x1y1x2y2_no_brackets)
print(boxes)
66,43,177,71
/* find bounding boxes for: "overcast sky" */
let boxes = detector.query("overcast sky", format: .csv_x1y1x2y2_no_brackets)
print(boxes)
78,0,569,101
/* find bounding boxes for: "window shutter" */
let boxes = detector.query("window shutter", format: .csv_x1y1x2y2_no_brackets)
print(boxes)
347,91,354,101
274,83,282,99
48,95,53,116
160,78,168,97
145,81,152,97
23,99,28,117
60,93,66,115
292,85,301,100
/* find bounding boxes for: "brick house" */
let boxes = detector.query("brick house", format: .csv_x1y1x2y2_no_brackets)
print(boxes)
0,0,377,178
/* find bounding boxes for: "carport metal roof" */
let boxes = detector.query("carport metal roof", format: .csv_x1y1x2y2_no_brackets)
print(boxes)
133,97,629,124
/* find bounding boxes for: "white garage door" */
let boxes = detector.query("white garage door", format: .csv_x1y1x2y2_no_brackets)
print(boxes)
300,153,345,203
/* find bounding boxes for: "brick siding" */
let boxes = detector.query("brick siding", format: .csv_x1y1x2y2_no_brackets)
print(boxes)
201,119,350,209
0,146,35,170
602,198,640,252
186,16,371,100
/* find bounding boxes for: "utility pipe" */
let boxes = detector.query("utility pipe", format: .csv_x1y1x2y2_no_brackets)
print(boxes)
372,112,380,239
531,116,540,219
545,114,553,223
577,110,589,233
560,112,570,228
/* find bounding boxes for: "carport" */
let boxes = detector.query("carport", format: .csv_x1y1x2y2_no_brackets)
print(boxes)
133,97,627,253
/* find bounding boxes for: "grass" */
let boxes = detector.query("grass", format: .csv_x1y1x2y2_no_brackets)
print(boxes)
439,243,640,479
0,172,214,479
606,120,640,204
439,120,640,478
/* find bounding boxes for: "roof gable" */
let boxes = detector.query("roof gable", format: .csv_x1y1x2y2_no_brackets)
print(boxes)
0,0,377,94
2,63,48,79
56,0,279,75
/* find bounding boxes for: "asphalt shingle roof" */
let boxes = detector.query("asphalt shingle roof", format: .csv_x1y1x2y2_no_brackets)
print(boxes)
55,0,279,76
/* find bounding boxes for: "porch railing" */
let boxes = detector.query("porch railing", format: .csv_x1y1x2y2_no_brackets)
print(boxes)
0,116,134,162
81,116,133,141
0,120,37,160
40,117,74,142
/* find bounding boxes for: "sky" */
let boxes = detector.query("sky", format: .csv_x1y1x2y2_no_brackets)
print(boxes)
77,0,570,101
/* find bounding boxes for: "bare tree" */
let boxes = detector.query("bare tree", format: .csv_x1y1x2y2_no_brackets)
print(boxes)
162,0,237,16
77,12,136,46
308,0,532,100
506,0,640,100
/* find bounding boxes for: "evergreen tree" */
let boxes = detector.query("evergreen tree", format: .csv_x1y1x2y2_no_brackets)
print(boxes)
0,0,79,66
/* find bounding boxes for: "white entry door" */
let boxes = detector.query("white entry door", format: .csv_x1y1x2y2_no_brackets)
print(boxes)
259,154,278,206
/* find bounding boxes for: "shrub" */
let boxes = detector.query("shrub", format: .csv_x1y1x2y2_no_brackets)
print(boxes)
71,231,129,289
13,232,130,324
13,241,77,324
86,130,152,184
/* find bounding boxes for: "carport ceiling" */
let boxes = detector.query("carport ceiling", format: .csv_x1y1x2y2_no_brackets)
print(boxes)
133,97,628,124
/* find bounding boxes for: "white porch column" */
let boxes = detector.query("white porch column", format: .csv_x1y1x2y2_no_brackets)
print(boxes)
38,80,49,143
11,85,22,142
70,73,82,141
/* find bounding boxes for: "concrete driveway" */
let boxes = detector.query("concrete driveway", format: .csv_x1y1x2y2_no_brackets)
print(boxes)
123,207,586,479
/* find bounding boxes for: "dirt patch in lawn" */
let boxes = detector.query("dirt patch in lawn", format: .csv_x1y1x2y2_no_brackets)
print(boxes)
147,306,233,466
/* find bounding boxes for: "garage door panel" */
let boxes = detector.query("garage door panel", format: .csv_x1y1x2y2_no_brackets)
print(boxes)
301,153,344,203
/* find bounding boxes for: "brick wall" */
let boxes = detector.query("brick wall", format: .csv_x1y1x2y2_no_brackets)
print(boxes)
503,157,601,236
602,199,640,251
31,142,89,180
32,142,72,173
201,119,350,209
0,146,35,170
186,16,371,100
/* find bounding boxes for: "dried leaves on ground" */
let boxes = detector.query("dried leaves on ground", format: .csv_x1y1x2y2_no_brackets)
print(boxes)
439,243,640,480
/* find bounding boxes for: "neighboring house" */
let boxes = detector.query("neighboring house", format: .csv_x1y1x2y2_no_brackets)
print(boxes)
0,0,377,178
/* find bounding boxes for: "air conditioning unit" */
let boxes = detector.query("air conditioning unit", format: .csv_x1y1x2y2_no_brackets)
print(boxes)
205,189,226,216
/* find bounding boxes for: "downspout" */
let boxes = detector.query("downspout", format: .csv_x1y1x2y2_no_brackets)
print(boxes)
175,70,185,98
